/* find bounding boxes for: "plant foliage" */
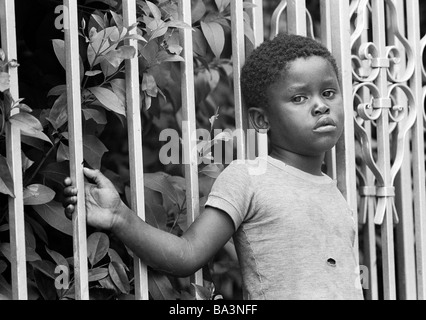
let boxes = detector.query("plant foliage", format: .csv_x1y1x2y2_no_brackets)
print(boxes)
0,0,254,300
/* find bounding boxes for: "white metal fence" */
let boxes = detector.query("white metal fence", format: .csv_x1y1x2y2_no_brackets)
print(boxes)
1,0,425,300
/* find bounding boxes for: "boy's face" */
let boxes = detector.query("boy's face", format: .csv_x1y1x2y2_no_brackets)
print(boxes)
265,56,344,157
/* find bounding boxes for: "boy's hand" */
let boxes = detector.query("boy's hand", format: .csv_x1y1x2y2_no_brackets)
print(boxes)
63,168,123,231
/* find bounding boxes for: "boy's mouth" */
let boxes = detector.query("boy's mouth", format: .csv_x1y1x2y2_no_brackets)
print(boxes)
313,117,337,133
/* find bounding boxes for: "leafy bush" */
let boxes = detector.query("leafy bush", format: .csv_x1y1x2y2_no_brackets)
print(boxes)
0,0,254,300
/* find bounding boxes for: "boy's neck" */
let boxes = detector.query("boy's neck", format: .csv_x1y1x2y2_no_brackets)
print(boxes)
269,148,325,176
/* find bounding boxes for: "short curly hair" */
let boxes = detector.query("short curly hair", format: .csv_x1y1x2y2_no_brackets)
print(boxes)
241,33,339,111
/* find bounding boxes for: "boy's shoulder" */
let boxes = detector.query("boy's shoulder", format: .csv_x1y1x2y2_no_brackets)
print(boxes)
222,157,270,177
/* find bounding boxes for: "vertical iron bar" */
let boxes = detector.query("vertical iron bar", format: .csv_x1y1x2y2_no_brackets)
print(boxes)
320,0,337,180
391,0,417,300
0,0,27,300
178,0,203,293
407,0,426,300
287,0,307,36
122,0,149,300
329,0,359,226
372,0,396,300
63,0,89,300
231,0,247,160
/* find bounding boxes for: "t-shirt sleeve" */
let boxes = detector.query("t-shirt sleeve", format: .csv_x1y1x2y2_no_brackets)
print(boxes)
204,161,253,230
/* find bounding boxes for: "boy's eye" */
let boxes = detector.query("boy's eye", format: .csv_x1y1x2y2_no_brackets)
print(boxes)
323,90,335,98
292,96,307,103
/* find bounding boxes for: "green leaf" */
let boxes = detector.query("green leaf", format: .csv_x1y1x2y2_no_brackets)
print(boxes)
24,130,52,145
33,201,73,236
52,39,67,70
156,51,185,63
141,72,158,97
110,78,126,103
52,40,85,83
200,164,224,179
110,10,123,27
45,247,69,271
148,271,179,300
23,184,56,206
200,21,225,59
192,283,213,300
215,0,231,12
0,275,12,300
87,27,119,67
100,58,119,77
85,70,103,77
39,162,70,187
0,155,14,197
30,260,57,279
90,13,106,30
33,267,57,300
145,202,168,231
83,108,107,125
108,261,130,294
0,72,10,92
193,28,208,57
166,20,192,30
88,267,108,282
191,0,206,24
26,215,48,245
146,1,162,20
147,20,168,41
25,221,36,250
87,232,110,267
107,249,128,270
9,112,42,133
16,103,32,113
0,243,41,262
57,142,70,162
8,112,52,144
83,134,108,169
88,87,125,116
144,172,179,205
104,45,136,68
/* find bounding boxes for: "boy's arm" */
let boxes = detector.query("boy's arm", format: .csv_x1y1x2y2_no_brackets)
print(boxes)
63,168,235,278
113,203,235,277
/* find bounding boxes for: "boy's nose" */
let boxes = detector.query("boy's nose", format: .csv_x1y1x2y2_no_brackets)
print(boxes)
313,103,330,115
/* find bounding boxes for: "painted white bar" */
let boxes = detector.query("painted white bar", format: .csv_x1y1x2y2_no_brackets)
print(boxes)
63,0,89,300
178,0,203,291
231,0,247,160
320,0,337,180
122,0,149,300
270,0,287,39
372,0,396,300
391,0,417,300
0,0,27,300
329,0,358,225
407,0,426,300
287,0,307,36
248,0,264,47
247,0,266,159
358,11,379,295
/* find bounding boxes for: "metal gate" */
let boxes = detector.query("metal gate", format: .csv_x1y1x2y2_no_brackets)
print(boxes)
1,0,425,300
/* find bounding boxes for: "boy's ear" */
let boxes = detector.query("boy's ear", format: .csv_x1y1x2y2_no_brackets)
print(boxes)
248,107,270,133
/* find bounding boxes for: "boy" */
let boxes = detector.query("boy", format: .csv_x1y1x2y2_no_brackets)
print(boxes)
63,34,364,300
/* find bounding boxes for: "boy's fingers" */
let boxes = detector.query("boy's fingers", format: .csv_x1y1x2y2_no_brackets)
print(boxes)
83,167,110,188
62,196,77,208
63,186,77,197
63,177,72,186
64,204,74,219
